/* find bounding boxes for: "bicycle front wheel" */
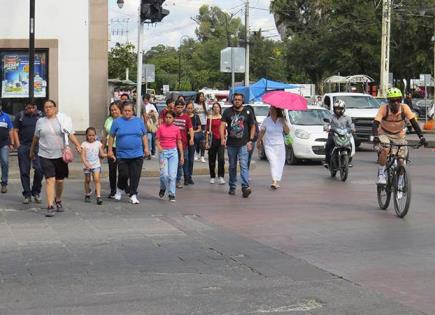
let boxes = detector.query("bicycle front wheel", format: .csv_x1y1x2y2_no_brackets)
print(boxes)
377,184,391,210
393,166,411,218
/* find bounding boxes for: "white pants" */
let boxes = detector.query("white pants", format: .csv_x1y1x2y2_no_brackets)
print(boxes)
265,144,286,181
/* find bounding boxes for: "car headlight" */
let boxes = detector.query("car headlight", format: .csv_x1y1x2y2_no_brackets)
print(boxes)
295,129,310,139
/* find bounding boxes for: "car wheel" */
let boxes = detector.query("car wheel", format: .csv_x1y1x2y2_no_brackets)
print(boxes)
286,145,298,165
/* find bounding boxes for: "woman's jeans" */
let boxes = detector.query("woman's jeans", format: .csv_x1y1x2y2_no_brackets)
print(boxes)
208,138,225,178
159,148,179,197
117,157,143,196
0,145,9,186
194,130,205,157
227,145,250,189
107,147,118,195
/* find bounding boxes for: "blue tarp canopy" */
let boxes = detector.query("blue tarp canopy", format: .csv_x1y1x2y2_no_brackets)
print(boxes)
230,78,300,102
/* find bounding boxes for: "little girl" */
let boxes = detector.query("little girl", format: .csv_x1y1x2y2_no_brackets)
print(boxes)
81,127,107,205
155,111,184,202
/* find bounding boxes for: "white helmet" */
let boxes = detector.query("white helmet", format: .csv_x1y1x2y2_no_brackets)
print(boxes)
333,99,346,109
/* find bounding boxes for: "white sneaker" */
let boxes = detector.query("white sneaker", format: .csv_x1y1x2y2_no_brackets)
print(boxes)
210,178,215,184
194,155,199,161
218,177,225,185
114,188,122,201
129,194,140,204
200,156,206,163
377,173,387,185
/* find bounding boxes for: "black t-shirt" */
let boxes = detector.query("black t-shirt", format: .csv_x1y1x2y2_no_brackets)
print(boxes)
221,106,255,147
13,111,42,145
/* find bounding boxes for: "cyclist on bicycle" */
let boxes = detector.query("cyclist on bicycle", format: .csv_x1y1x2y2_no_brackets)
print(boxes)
373,87,426,185
324,99,355,168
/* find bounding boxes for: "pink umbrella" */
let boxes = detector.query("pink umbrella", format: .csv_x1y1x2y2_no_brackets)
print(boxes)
262,91,307,111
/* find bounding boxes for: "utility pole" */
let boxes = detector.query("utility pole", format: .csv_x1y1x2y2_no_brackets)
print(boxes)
29,0,35,103
378,0,391,97
136,6,143,117
244,0,250,87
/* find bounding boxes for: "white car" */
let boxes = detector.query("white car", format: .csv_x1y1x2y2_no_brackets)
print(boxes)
258,106,355,164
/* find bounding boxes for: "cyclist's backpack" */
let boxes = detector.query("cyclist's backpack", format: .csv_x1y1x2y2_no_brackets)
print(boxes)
382,104,406,122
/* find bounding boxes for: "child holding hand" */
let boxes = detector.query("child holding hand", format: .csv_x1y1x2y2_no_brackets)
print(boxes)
81,127,107,205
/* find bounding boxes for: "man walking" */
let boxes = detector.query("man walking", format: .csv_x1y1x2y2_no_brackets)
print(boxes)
13,102,43,203
220,93,256,197
173,100,194,188
0,103,14,193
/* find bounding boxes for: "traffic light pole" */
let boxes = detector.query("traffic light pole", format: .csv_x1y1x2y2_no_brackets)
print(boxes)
136,7,143,117
29,0,35,103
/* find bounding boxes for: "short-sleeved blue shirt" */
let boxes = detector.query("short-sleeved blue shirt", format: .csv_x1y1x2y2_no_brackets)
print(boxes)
0,111,13,148
110,116,147,159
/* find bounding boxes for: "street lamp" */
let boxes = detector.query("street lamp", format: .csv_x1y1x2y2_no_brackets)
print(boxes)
117,0,124,9
178,35,189,90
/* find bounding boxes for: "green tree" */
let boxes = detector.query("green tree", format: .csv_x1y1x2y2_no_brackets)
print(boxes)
108,43,137,80
271,0,433,87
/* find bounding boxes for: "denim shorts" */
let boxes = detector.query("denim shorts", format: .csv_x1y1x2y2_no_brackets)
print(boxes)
84,167,101,175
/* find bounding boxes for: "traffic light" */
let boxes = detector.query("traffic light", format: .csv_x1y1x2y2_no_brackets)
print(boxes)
140,0,169,23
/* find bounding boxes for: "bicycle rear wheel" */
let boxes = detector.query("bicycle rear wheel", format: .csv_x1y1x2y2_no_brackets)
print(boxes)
377,184,391,210
393,166,411,218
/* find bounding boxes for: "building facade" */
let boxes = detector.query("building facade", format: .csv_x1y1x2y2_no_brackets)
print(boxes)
0,0,108,131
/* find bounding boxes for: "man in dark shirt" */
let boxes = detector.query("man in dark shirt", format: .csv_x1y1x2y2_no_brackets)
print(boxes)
13,102,44,204
0,104,14,193
220,93,256,197
173,100,194,188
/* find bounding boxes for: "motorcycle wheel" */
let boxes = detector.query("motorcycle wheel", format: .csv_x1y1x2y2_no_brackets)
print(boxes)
340,154,349,182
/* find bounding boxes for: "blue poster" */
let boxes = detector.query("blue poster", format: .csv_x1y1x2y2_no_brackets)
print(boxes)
1,52,47,98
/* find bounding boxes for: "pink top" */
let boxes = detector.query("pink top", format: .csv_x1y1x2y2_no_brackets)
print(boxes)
156,123,181,150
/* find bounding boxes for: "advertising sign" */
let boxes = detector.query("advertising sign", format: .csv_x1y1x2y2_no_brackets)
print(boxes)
1,52,48,98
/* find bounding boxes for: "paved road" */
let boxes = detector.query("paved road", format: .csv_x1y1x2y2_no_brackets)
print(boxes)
0,144,433,314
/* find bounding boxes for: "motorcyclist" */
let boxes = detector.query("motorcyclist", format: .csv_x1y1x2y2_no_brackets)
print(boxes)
373,87,426,185
324,99,355,168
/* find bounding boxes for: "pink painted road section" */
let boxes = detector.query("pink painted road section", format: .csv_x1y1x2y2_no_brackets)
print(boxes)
174,145,435,314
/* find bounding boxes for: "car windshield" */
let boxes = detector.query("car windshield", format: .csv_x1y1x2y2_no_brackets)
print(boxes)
336,95,379,109
249,105,270,117
288,109,331,125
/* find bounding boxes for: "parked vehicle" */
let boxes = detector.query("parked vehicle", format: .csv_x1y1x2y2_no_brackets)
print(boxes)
322,93,380,146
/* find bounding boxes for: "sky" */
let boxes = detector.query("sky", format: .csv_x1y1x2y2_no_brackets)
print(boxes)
108,0,280,49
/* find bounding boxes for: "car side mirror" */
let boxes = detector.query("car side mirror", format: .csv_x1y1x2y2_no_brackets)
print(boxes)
323,118,330,123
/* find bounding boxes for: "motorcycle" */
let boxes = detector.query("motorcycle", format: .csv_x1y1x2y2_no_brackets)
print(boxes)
325,124,353,182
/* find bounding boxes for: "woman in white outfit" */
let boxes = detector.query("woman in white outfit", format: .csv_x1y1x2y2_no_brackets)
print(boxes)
257,106,290,189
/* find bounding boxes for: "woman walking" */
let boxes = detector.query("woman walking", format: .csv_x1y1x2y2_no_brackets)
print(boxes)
107,102,149,204
194,92,207,162
30,99,82,217
205,102,225,184
156,111,184,202
102,101,122,198
185,101,199,184
256,106,289,189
